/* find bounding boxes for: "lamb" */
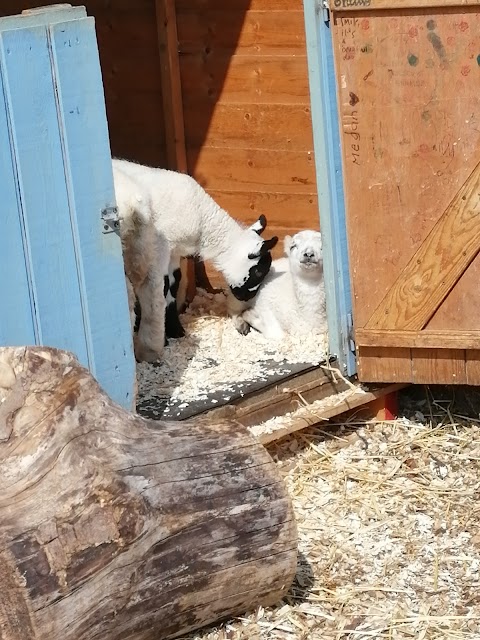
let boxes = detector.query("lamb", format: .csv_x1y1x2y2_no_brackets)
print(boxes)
112,158,278,361
228,230,327,340
114,169,170,363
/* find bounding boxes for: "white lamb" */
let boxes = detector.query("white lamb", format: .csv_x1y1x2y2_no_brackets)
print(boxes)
228,230,327,340
114,169,170,363
112,158,278,361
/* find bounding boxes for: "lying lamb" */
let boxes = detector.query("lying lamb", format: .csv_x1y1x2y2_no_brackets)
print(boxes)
228,230,327,340
113,158,278,361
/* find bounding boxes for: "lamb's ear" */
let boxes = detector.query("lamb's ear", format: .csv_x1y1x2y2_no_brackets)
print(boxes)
283,235,293,256
248,236,278,259
249,214,267,235
260,236,278,254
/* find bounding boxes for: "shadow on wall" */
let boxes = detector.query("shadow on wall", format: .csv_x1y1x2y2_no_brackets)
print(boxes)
175,0,252,175
0,0,250,171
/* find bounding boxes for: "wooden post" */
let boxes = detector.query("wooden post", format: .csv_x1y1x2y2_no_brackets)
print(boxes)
0,346,298,640
154,0,187,172
155,0,196,303
369,391,399,421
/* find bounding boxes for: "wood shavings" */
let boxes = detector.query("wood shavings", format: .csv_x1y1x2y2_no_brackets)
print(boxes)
178,403,480,640
137,289,328,414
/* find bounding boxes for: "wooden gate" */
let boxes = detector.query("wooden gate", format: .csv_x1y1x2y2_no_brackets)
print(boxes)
0,5,136,407
331,0,480,384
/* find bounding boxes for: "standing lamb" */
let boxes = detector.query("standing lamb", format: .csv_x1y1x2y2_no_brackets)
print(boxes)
228,230,327,340
112,158,278,361
114,169,170,363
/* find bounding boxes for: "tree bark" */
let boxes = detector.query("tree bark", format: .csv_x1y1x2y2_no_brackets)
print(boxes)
0,347,297,640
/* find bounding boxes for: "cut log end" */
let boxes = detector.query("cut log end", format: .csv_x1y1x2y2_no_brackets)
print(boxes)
0,346,297,640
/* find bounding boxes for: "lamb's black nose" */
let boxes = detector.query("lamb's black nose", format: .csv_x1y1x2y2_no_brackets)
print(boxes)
303,250,314,259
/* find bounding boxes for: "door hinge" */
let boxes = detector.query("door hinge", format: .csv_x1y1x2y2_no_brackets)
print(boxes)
321,0,330,23
101,206,120,235
347,312,356,354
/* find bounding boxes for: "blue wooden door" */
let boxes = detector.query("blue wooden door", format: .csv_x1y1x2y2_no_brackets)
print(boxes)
302,0,356,377
0,5,136,409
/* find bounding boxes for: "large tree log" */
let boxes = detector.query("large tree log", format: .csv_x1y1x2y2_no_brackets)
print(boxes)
0,347,297,640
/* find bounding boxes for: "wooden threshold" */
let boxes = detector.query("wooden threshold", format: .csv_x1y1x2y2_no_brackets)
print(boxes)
206,362,350,427
356,329,480,350
332,0,480,11
257,383,407,445
137,360,337,421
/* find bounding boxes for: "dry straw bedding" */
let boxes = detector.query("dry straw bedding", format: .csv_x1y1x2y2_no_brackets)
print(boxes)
180,397,480,640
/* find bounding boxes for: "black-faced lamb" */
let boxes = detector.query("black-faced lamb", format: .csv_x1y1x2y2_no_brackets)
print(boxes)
112,158,278,361
228,230,327,340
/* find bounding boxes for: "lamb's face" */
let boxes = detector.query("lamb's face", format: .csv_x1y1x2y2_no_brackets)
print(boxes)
285,230,323,278
227,216,278,301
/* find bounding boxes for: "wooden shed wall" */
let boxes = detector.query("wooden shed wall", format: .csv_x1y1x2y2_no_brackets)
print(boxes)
0,0,168,167
176,0,319,252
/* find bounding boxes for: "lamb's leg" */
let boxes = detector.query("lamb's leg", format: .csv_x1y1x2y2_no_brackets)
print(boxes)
125,276,136,331
227,291,251,335
134,266,166,363
165,255,186,339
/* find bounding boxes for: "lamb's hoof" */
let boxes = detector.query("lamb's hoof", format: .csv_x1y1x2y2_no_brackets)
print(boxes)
134,336,162,363
165,304,186,339
166,323,186,339
236,320,251,336
134,299,142,333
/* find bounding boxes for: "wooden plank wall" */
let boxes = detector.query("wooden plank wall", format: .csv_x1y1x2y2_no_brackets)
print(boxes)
90,0,167,166
176,0,320,283
0,0,167,168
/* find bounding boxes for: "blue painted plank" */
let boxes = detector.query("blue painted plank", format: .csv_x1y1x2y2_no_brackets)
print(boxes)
0,25,89,364
49,17,136,408
0,6,86,31
0,61,36,346
302,2,357,377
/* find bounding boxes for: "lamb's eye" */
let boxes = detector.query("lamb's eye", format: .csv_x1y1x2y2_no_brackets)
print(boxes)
290,243,297,250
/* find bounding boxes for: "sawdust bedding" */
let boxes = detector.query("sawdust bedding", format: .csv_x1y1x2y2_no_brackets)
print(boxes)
136,289,329,419
179,394,480,640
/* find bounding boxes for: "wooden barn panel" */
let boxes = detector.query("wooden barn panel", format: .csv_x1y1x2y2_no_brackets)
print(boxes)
178,0,320,292
426,255,480,331
207,190,319,230
184,104,315,151
180,55,311,105
83,0,167,167
178,10,306,56
334,0,480,10
466,351,480,385
190,147,316,194
365,158,480,331
0,0,167,168
176,0,301,10
357,347,413,382
411,349,467,384
332,4,480,384
334,6,480,328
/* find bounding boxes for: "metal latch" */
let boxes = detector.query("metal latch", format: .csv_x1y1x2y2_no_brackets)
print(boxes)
101,206,120,234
